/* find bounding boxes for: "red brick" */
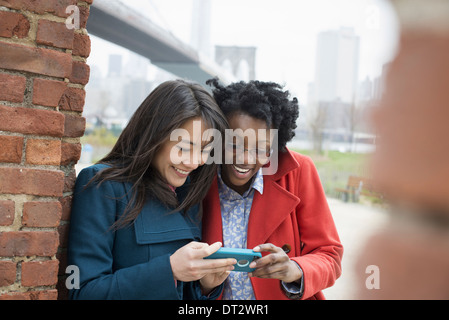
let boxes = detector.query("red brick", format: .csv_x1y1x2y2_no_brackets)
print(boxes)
36,20,74,50
21,260,59,287
72,33,91,58
0,135,23,164
0,11,30,38
69,60,90,85
0,41,72,78
372,34,449,210
0,0,76,18
0,289,58,300
0,73,27,103
78,5,90,29
0,167,65,197
0,231,59,257
63,168,76,193
59,195,72,221
26,139,62,166
59,86,85,112
60,142,81,165
0,105,65,137
0,261,16,286
22,201,62,228
63,114,86,138
32,78,67,108
0,200,15,226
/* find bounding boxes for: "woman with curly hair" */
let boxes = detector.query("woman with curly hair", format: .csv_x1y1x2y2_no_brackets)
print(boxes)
202,78,343,300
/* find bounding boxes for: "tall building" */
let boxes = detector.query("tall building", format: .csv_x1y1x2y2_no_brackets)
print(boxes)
191,0,212,58
358,76,373,102
312,27,360,104
108,54,122,77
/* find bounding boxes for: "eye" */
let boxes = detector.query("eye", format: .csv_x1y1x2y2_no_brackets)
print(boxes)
258,149,272,156
177,146,190,153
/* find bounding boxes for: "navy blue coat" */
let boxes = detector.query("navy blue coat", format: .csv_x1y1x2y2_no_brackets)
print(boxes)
68,164,221,300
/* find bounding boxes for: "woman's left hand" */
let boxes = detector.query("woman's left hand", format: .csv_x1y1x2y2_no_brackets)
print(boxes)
199,270,231,295
248,243,303,283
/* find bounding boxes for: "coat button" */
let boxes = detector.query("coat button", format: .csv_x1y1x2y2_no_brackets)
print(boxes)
282,244,291,254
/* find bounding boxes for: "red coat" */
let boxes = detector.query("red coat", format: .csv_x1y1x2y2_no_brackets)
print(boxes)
202,149,343,300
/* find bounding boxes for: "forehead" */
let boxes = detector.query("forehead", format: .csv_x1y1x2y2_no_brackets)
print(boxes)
180,117,206,130
175,118,213,146
227,113,269,131
226,113,274,144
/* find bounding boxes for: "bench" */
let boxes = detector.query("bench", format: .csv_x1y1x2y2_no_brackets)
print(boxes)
335,176,383,203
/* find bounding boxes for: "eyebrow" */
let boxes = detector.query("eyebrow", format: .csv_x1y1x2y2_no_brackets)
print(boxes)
179,139,213,148
230,140,270,145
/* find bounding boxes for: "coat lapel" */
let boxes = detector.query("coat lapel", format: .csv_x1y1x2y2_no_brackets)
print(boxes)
246,178,300,249
202,176,224,244
203,149,302,248
247,149,301,248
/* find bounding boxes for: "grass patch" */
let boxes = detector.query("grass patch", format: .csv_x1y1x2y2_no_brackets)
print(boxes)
81,127,118,148
290,149,371,198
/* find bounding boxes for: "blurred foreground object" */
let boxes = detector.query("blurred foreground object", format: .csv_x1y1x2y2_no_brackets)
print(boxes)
356,0,449,299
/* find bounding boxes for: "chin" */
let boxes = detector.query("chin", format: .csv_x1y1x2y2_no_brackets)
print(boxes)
234,177,251,185
171,179,186,188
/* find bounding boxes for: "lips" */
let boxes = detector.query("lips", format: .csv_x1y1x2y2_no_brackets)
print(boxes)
172,166,191,178
233,165,251,173
231,164,253,178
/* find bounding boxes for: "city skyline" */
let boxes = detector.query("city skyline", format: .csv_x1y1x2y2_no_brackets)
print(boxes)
87,0,399,103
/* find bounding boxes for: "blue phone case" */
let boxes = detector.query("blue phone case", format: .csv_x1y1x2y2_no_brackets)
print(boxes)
204,247,262,272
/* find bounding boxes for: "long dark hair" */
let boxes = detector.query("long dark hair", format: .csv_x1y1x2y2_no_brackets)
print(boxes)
91,79,228,229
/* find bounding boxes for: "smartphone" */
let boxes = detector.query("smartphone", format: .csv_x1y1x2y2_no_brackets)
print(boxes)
204,247,262,272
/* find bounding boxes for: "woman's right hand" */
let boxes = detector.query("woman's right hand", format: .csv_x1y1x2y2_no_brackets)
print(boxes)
170,241,236,282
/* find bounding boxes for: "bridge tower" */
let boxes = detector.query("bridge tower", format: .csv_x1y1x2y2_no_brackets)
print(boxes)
215,46,257,81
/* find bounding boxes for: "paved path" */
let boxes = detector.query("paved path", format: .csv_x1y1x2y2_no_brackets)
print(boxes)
322,198,389,300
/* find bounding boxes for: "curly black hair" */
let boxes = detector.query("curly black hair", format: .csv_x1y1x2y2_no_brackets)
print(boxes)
206,78,299,151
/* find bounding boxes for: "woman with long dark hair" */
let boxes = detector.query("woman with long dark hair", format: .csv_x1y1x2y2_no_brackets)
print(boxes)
68,79,235,300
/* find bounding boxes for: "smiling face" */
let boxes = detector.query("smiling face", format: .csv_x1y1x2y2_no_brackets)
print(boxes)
153,117,212,188
222,113,274,195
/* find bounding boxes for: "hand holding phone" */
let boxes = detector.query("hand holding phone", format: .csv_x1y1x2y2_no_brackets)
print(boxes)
204,247,262,272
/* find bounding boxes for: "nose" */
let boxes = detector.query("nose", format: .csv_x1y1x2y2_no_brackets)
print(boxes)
181,158,200,170
181,150,205,170
235,149,257,166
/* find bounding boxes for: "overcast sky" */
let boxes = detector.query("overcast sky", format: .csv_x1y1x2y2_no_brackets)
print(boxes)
88,0,399,101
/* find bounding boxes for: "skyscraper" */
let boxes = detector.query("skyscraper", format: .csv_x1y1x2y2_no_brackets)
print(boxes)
191,0,212,58
108,54,122,77
313,27,360,104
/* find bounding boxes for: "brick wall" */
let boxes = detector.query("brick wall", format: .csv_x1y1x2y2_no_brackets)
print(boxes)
356,0,449,299
0,0,92,300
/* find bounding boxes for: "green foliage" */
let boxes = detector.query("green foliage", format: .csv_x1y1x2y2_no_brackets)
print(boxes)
291,149,370,198
81,127,118,148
